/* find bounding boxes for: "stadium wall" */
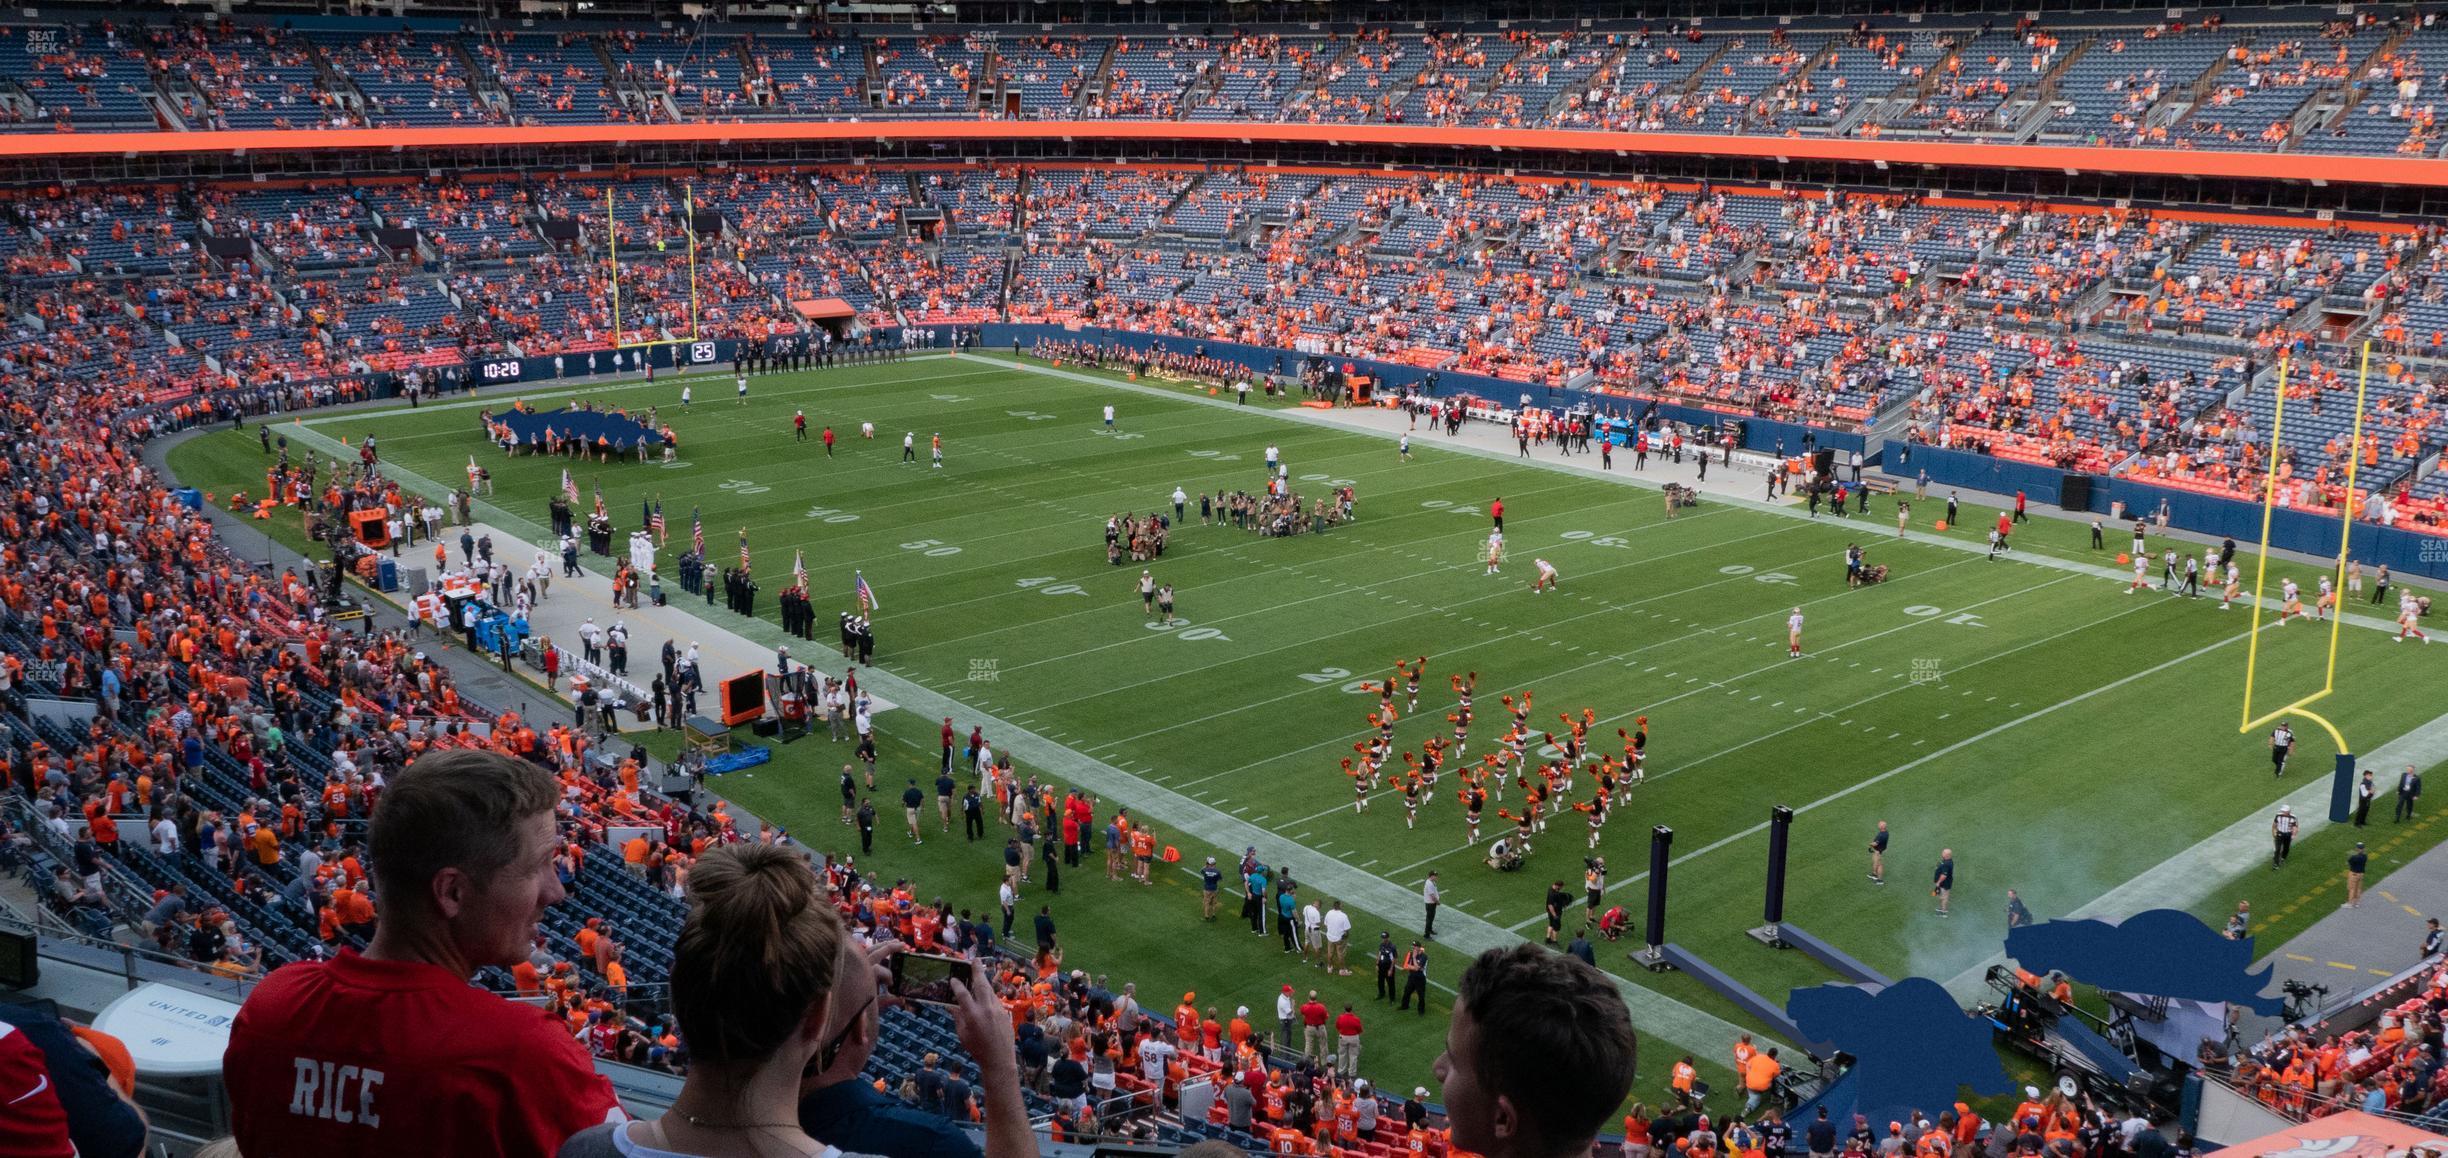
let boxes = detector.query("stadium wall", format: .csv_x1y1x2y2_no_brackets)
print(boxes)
978,323,1870,457
1900,444,2448,580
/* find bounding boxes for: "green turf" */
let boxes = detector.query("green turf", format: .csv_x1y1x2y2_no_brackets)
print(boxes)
164,355,2448,1112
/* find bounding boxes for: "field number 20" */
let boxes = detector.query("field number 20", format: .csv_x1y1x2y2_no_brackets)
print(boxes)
1298,666,1377,694
1148,620,1229,642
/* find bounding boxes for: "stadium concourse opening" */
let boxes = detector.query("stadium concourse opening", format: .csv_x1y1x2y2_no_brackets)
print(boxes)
9,1,2448,1156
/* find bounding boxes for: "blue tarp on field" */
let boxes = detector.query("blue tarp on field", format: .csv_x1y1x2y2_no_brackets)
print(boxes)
703,745,772,775
494,406,667,450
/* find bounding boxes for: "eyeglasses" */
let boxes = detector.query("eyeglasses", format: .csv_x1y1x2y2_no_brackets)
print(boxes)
812,985,880,1076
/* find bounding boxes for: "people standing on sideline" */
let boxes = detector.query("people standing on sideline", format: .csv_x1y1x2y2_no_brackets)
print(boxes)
1867,821,1888,884
2423,918,2442,962
1932,848,1954,916
2356,770,2377,827
2396,765,2424,821
1423,872,1441,939
1398,942,1429,1013
2346,842,2369,908
2272,805,2298,868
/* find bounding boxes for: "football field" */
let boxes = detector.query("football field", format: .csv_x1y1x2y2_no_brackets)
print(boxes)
171,352,2448,1104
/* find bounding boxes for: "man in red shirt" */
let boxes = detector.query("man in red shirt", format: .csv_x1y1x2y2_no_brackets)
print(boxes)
1335,1004,1364,1076
0,1021,72,1157
1299,992,1330,1062
1490,497,1504,533
224,749,624,1157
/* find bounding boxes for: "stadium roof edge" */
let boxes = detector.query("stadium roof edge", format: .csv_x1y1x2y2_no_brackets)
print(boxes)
6,121,2443,190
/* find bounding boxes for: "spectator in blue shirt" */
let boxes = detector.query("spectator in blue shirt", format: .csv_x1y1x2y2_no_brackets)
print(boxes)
1277,887,1301,954
1243,866,1269,934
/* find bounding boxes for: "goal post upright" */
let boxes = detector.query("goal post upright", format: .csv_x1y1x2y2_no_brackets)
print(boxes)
2237,342,2372,821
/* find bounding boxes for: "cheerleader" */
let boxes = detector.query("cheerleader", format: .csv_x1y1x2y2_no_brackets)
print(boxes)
1457,779,1487,842
1576,794,1608,850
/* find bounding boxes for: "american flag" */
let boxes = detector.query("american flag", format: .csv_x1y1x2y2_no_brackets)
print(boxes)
650,498,666,544
561,469,579,506
855,570,880,613
641,498,653,534
738,528,750,572
791,549,808,593
691,506,704,556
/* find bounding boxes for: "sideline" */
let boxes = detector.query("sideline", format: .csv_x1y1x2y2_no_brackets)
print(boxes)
264,383,1782,1058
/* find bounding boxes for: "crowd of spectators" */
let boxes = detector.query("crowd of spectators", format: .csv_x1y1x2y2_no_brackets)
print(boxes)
0,162,2445,522
8,11,2448,152
2214,962,2448,1124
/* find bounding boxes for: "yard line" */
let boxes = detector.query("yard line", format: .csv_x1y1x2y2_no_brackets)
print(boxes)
299,373,1779,1057
898,471,1613,658
989,501,1752,682
1504,616,2266,930
1162,552,1986,794
1552,585,2150,813
1072,521,1814,745
1939,701,2448,1001
1017,352,2423,639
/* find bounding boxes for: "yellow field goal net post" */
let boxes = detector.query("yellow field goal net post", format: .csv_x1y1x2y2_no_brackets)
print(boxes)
2237,342,2374,822
604,184,705,353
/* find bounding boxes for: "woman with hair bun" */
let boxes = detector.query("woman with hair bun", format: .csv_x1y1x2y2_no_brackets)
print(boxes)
559,844,1033,1158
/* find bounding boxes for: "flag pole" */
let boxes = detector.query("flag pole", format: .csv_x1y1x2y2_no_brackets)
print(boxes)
684,182,702,341
606,186,623,348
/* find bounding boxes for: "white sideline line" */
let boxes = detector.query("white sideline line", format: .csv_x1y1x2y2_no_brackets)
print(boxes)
1500,621,2264,933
